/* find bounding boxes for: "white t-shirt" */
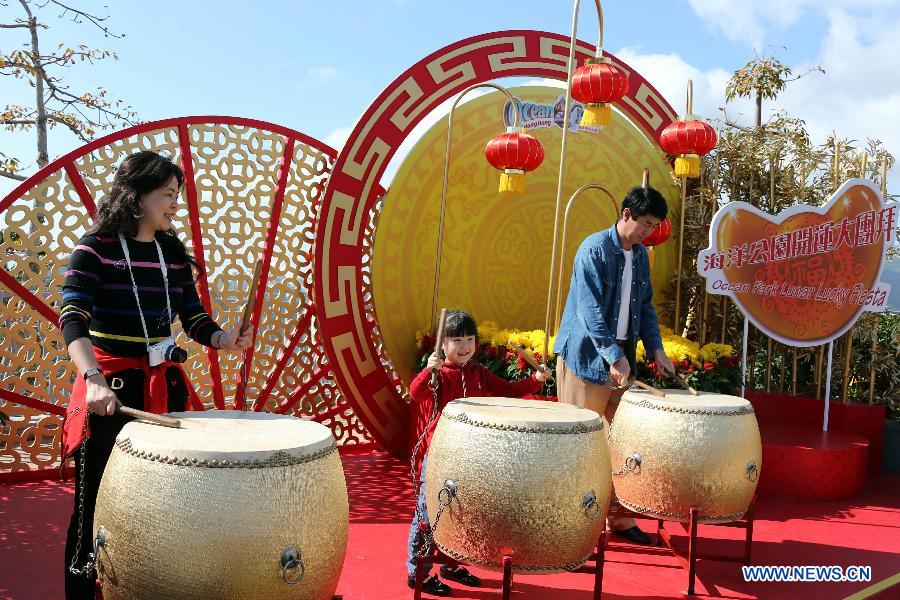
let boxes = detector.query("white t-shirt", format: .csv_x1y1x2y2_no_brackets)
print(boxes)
616,249,633,341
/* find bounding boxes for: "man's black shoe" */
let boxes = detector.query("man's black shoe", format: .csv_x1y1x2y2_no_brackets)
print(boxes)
406,574,453,597
612,525,653,545
440,564,481,587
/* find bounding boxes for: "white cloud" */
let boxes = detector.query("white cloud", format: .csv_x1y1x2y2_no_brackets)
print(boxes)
324,126,352,151
616,7,900,183
614,47,732,121
686,0,897,48
306,66,342,81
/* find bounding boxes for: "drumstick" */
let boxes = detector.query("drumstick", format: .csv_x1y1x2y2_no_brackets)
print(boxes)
431,308,448,387
237,257,264,410
512,344,549,376
630,378,666,397
117,405,181,428
671,371,700,396
240,259,265,332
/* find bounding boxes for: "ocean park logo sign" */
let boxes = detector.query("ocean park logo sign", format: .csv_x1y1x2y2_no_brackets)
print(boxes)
502,95,599,133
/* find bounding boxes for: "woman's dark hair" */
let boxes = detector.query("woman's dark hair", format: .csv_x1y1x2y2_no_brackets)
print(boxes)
443,310,478,338
88,151,200,271
621,185,668,220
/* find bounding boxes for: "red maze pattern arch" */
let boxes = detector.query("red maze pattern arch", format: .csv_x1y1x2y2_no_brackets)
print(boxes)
0,116,384,477
314,29,678,455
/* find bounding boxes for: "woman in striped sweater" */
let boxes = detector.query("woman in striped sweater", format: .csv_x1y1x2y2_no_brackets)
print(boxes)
60,151,251,599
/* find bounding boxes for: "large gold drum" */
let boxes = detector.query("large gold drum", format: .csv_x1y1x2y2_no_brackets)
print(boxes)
424,397,610,573
608,389,762,523
93,411,348,599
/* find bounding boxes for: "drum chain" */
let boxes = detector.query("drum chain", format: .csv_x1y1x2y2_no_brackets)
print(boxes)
611,452,642,477
622,397,756,416
445,411,604,435
435,541,592,573
618,498,749,523
113,438,336,467
409,380,442,559
68,415,96,578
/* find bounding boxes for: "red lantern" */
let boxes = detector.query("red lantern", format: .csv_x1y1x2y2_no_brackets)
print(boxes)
484,128,544,194
570,58,629,128
643,217,672,247
659,118,717,178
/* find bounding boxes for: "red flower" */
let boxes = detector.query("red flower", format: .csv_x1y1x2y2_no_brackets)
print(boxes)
486,345,497,358
517,355,526,372
687,364,696,373
703,362,716,371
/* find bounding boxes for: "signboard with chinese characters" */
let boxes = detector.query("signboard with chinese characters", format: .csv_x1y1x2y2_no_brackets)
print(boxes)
699,179,897,347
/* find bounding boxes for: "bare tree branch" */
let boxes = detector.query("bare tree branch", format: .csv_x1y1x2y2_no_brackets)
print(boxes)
0,170,27,181
0,22,31,28
47,0,124,38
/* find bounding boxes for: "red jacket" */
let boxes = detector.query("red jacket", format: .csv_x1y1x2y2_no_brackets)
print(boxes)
408,361,543,474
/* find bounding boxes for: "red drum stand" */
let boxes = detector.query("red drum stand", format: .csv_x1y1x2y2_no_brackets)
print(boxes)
413,531,608,600
605,496,757,595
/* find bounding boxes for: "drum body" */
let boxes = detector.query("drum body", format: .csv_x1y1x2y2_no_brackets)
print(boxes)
93,411,348,599
609,389,762,523
424,397,610,573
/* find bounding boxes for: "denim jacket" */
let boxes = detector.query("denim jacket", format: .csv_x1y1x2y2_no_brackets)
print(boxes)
553,223,664,385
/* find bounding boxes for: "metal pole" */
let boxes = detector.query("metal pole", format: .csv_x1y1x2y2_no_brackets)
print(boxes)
554,184,619,329
431,83,521,332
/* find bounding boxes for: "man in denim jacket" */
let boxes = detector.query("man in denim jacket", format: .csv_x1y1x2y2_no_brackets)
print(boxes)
554,185,676,544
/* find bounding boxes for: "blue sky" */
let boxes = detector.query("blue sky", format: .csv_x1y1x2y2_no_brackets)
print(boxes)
3,0,900,197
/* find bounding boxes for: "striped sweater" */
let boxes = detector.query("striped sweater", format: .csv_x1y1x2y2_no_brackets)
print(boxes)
60,233,222,357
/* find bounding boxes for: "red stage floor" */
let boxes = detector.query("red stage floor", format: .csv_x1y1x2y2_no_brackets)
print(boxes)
2,451,899,599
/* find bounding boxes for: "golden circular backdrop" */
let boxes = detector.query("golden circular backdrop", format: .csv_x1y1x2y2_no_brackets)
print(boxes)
373,85,680,383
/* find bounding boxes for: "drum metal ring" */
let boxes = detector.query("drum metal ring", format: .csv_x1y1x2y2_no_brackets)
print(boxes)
438,479,458,506
613,452,642,477
280,546,305,584
583,490,602,519
746,460,759,482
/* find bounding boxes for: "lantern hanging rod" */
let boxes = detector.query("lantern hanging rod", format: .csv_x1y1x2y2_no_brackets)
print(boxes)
431,82,521,332
594,0,604,57
686,79,694,115
642,167,650,188
554,183,620,329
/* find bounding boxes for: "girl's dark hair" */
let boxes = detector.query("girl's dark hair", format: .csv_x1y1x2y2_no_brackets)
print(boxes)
88,150,200,271
443,310,478,338
621,185,668,220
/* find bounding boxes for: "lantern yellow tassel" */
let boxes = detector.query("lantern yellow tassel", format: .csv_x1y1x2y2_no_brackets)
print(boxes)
499,170,525,194
647,246,655,270
675,155,700,178
579,103,611,128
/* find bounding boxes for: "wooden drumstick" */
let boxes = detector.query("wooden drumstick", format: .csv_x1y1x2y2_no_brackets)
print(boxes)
431,308,448,387
240,259,265,332
672,371,700,396
631,378,666,397
512,344,550,377
117,405,181,428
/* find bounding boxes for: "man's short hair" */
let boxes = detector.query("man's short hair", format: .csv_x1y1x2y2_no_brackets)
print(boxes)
621,186,668,220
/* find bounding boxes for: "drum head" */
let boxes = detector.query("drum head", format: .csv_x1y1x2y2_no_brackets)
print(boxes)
115,411,334,463
621,389,754,415
442,397,602,432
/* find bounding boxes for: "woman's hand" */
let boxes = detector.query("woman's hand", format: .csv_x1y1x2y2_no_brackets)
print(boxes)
85,375,118,416
217,324,253,352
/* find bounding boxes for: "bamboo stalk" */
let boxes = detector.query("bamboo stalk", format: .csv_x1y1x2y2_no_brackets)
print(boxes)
869,156,888,404
674,178,687,332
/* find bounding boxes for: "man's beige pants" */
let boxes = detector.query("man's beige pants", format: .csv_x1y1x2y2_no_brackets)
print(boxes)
556,357,635,531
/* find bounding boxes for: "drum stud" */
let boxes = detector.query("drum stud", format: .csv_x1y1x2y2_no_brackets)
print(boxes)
280,546,305,584
746,460,759,482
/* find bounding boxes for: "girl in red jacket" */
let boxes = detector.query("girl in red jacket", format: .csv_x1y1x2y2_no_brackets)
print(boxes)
406,310,551,596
